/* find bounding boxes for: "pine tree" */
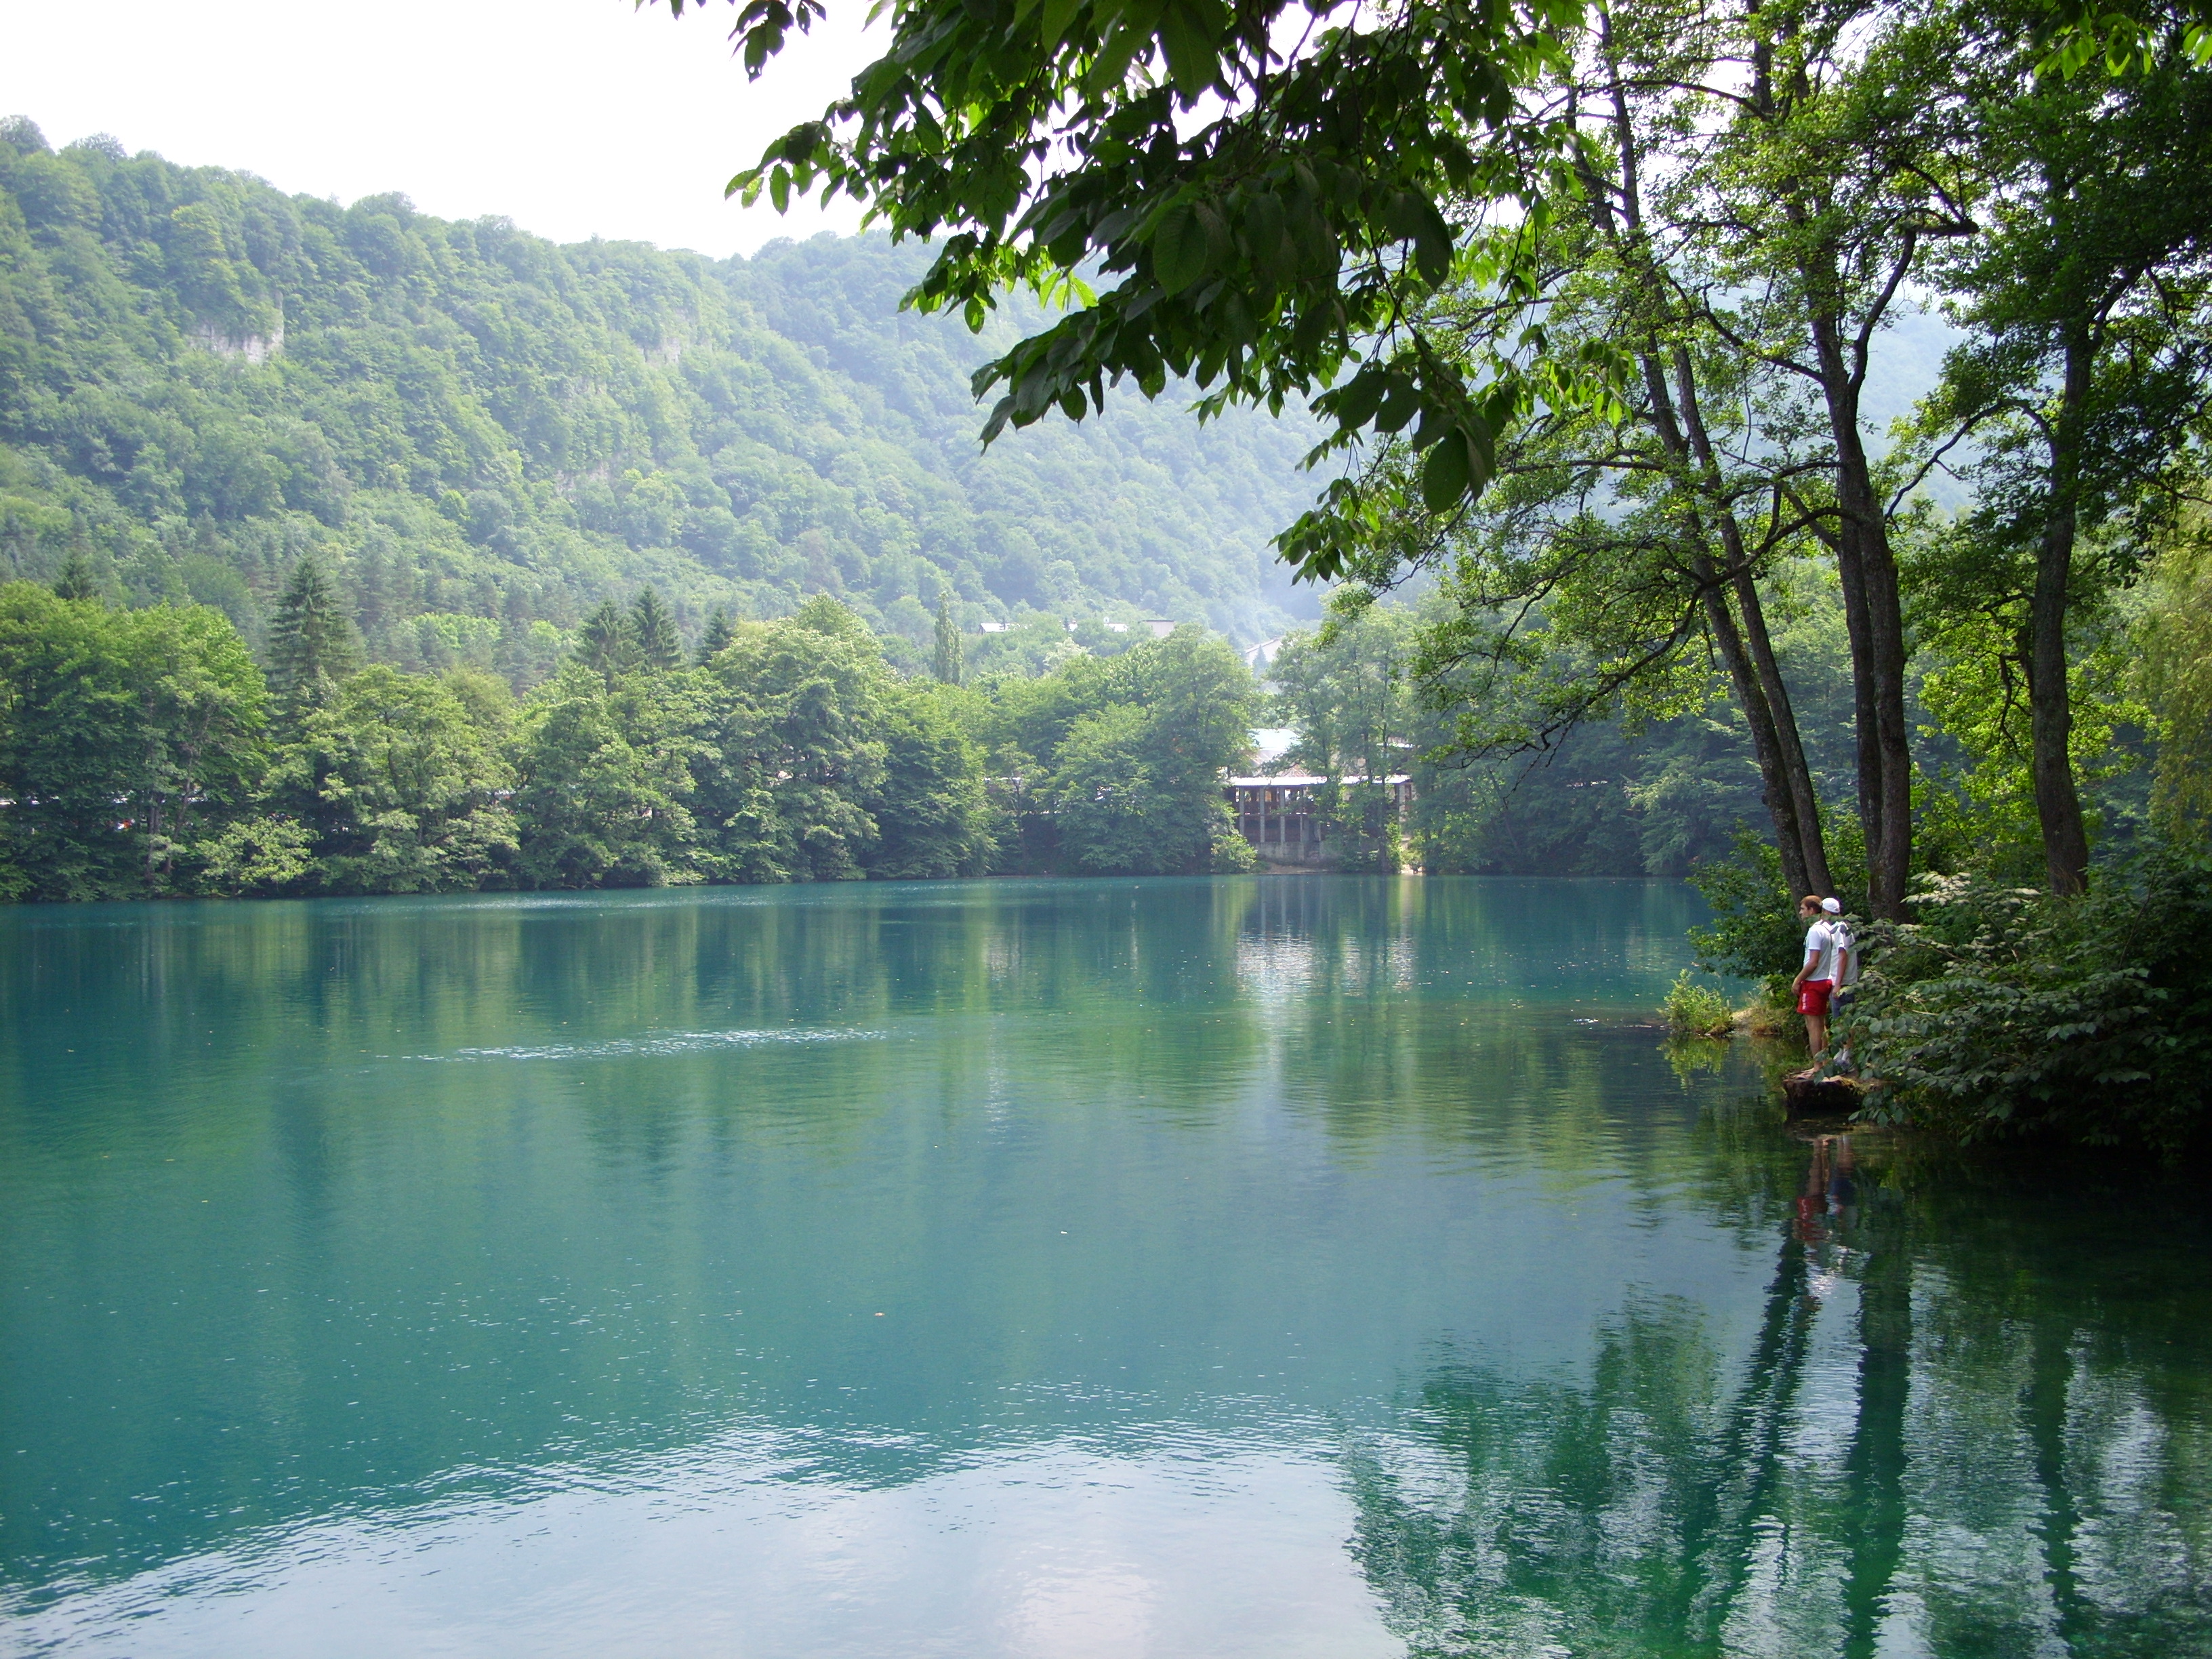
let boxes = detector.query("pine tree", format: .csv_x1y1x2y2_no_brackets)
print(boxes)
52,550,102,603
1,512,30,579
632,586,681,670
697,607,736,665
267,556,357,714
933,592,963,685
578,599,640,679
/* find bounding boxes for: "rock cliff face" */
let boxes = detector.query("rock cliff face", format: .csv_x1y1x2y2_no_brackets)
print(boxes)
189,316,284,365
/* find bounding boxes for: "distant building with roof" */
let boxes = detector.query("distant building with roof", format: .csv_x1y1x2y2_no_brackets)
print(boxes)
1223,770,1412,867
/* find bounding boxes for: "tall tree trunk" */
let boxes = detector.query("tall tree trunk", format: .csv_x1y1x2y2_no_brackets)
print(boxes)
1734,569,1834,894
1639,357,1818,899
1745,15,1914,919
2030,333,2093,896
1671,348,1835,895
1702,574,1816,901
1594,33,1835,902
1807,311,1914,919
1588,46,1833,901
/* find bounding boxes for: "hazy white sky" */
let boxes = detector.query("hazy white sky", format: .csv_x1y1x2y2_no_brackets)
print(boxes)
0,0,879,258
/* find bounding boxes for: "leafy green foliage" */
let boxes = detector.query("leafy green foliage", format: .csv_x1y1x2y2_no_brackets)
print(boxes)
2035,0,2212,81
696,608,736,666
1660,970,1734,1038
869,682,994,879
511,665,705,889
1266,594,1419,870
273,666,517,894
671,0,1599,577
49,550,100,603
2138,529,2212,831
1410,705,1769,878
1264,586,1780,876
1687,834,1815,988
631,587,682,671
1907,598,2148,880
265,555,359,721
933,592,962,687
984,628,1259,874
1893,14,2212,890
192,813,313,897
0,581,266,899
578,600,643,682
0,574,1254,895
694,601,889,882
1849,848,2212,1149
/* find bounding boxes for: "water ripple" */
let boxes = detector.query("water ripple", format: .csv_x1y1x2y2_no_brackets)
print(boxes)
411,1027,888,1063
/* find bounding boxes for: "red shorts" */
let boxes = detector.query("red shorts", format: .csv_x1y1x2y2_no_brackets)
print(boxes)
1797,979,1833,1017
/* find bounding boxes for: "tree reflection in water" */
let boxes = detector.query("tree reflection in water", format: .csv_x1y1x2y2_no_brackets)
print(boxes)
1345,1133,2212,1659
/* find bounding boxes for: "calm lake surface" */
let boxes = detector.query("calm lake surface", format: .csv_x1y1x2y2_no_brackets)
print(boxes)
2,876,2207,1657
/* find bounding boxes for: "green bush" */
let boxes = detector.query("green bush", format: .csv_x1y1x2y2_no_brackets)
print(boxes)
1687,833,1805,983
1849,844,2212,1151
1661,970,1735,1038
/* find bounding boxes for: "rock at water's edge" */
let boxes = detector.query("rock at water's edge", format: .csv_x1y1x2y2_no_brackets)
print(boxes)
1783,1071,1865,1118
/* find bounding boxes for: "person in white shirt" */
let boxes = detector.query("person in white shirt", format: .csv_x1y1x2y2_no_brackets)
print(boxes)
1821,896,1856,1009
1790,895,1841,1058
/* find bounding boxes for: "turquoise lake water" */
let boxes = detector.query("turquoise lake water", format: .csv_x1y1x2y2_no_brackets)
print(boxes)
1,876,2207,1656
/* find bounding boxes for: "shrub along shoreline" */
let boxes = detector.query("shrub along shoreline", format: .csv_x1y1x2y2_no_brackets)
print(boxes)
1691,841,2212,1154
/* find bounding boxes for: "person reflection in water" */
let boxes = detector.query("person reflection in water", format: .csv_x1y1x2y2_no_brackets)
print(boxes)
1795,1136,1833,1248
1795,1134,1860,1298
1825,1132,1858,1220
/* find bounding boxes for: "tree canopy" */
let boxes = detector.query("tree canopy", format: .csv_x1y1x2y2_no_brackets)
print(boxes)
665,0,1603,577
0,577,1259,899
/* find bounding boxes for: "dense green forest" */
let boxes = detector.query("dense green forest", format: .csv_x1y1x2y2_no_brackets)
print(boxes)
0,106,1816,903
0,115,1324,678
0,104,1849,899
0,562,1261,901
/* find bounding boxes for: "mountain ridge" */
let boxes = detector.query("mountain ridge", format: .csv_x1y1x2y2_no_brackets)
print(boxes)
0,117,1326,682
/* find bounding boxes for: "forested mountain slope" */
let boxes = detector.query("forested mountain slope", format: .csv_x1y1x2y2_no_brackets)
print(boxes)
0,117,1323,680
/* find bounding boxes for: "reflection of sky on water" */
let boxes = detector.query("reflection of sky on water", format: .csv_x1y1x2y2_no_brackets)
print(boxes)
5,876,2210,1656
11,1432,1395,1659
410,1026,890,1063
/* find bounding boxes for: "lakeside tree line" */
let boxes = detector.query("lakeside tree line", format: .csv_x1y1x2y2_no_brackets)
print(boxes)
0,564,1258,901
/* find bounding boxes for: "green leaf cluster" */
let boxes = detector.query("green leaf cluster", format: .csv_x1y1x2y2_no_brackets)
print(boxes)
978,627,1261,874
0,582,265,899
1660,968,1734,1037
1265,586,1790,877
1847,848,2212,1150
678,0,1601,580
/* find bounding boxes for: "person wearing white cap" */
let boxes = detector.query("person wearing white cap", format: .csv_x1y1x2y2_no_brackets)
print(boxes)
1820,897,1855,1006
